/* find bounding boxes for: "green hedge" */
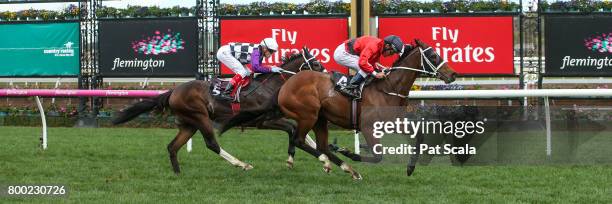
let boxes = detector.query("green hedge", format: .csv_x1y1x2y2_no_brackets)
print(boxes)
0,4,80,21
2,1,610,22
372,0,520,14
219,0,349,16
540,0,612,12
95,5,196,18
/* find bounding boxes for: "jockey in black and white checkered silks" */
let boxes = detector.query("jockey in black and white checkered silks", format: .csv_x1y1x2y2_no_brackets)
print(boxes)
216,38,284,101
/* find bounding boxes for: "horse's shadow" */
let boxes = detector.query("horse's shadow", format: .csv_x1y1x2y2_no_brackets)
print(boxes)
409,105,511,166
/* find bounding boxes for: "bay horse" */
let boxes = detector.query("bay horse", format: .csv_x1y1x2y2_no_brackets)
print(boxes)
277,39,457,179
112,48,325,174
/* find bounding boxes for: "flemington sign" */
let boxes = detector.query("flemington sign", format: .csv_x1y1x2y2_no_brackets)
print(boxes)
545,15,612,76
98,18,198,77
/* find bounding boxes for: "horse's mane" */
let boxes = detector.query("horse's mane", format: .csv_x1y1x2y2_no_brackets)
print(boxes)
392,42,419,67
280,52,303,67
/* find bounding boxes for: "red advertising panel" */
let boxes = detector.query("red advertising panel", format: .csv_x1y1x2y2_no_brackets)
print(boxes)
220,17,349,74
379,16,514,75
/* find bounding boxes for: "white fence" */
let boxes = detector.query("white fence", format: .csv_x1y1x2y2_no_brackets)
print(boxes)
2,89,611,157
356,89,612,157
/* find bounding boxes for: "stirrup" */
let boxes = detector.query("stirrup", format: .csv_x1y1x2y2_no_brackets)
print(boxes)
344,84,359,89
349,87,362,99
344,90,361,99
218,93,234,101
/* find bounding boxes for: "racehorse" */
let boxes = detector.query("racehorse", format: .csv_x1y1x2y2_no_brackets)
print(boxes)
276,39,457,179
112,48,326,174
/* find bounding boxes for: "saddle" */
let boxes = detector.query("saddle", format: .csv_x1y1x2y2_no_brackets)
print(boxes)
210,77,254,101
210,74,266,113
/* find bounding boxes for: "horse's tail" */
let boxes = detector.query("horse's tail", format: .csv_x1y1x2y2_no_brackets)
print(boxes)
112,90,173,125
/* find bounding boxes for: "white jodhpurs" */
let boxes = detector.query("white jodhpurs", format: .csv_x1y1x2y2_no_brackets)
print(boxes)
217,45,252,78
333,43,368,77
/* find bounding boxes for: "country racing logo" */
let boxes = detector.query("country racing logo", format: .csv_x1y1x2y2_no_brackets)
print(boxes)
43,41,75,57
64,41,74,49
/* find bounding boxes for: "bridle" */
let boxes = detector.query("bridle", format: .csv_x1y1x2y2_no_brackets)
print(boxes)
380,45,446,99
299,54,316,71
385,47,446,77
280,52,326,75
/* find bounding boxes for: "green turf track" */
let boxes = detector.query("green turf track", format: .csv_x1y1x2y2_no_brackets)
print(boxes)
1,127,611,203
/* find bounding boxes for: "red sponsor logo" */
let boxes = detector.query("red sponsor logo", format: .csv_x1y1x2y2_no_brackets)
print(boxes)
379,16,514,75
220,18,349,74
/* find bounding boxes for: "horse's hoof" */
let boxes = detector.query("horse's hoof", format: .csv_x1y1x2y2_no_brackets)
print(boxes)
323,166,332,174
172,169,181,175
318,154,332,173
242,164,253,171
286,156,294,169
352,172,363,180
329,143,342,152
286,161,294,169
406,166,415,176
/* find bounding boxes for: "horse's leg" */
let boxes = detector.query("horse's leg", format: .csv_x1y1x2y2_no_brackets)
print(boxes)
258,118,316,169
291,117,331,169
336,127,383,163
279,95,328,169
190,111,253,170
407,132,424,176
360,127,383,163
313,117,362,180
167,122,197,174
258,118,297,168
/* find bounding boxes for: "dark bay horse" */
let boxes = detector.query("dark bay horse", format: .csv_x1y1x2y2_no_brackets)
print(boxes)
112,48,325,174
277,39,457,179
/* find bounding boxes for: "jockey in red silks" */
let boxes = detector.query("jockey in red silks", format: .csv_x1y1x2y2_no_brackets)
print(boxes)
333,35,404,98
216,38,284,101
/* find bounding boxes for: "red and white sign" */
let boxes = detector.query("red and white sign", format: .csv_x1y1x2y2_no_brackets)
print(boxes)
220,17,349,74
379,16,514,75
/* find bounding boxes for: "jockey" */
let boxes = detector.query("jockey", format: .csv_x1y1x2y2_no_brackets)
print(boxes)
333,35,404,98
216,38,284,101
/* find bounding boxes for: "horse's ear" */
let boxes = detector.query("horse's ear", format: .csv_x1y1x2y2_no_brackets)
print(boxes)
302,46,310,54
404,44,413,51
414,38,428,47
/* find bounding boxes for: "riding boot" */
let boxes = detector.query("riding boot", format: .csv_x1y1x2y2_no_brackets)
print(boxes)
219,82,235,101
341,74,366,98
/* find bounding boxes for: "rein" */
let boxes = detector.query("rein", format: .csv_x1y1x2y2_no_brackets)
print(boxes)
280,53,327,81
279,52,325,81
238,51,326,100
377,46,446,99
384,47,446,77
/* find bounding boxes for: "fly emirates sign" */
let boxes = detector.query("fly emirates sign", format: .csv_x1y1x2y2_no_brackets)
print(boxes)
379,16,514,75
220,18,349,74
